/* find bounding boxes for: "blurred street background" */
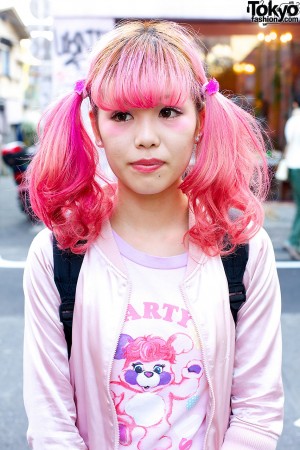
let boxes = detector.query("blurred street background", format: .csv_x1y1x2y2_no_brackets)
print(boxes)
1,0,300,448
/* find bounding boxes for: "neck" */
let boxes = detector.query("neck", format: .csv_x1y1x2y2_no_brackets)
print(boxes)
110,182,189,255
112,182,189,231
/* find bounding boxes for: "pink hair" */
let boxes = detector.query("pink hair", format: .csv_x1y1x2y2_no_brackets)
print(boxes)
181,93,269,254
27,91,115,253
28,20,269,254
123,336,176,366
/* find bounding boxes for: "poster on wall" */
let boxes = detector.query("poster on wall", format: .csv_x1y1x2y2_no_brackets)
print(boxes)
52,17,114,99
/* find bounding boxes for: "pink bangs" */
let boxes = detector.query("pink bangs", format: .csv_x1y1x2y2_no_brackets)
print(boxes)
90,31,199,111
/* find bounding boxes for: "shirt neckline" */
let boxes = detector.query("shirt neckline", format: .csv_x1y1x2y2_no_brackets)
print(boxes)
112,230,188,269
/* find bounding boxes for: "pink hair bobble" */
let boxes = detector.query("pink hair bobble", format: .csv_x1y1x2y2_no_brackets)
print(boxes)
74,79,87,98
202,78,219,96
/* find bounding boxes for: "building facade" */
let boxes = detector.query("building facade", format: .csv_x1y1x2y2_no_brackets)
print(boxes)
0,7,29,147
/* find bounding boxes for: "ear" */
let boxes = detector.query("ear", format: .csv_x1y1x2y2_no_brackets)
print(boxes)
89,109,102,146
195,104,205,139
199,104,205,134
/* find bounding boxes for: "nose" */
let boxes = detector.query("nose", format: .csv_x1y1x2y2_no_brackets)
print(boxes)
134,118,160,149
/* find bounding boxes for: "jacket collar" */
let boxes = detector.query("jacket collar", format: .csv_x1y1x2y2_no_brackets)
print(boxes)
94,214,208,280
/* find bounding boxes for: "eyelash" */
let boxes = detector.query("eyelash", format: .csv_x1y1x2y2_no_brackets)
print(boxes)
111,111,131,122
110,107,182,122
160,107,182,118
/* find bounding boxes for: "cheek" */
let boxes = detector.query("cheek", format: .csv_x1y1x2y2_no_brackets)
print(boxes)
99,124,124,165
169,116,197,138
103,148,123,175
170,120,195,159
99,121,126,141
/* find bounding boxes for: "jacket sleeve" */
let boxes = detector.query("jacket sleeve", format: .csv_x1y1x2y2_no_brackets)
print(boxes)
222,228,284,450
23,229,88,450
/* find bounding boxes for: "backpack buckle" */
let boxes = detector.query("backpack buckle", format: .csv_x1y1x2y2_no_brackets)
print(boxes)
59,301,75,326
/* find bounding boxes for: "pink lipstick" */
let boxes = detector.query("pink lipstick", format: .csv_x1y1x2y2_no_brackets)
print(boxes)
131,158,164,173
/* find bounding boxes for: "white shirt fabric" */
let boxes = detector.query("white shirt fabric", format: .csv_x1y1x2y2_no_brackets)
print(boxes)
110,231,209,449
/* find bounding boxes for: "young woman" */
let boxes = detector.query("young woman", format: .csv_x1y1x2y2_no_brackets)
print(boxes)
23,20,283,450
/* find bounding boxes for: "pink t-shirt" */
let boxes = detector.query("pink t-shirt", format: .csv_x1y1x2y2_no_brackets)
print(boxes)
110,232,209,450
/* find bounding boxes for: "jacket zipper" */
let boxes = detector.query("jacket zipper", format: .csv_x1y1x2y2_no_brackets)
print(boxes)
179,283,216,450
107,279,132,450
106,277,216,448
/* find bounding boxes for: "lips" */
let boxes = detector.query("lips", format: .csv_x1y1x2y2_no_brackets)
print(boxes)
130,158,165,173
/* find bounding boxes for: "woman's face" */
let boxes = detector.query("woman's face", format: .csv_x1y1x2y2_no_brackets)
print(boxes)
90,96,200,196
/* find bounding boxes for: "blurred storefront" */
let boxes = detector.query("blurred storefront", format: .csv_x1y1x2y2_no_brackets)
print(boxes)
177,19,300,200
174,20,300,152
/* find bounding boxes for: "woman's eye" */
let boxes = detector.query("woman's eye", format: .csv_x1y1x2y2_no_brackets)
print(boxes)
111,112,132,122
159,108,182,119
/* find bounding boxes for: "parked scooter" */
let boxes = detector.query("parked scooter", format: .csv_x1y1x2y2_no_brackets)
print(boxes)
1,141,38,222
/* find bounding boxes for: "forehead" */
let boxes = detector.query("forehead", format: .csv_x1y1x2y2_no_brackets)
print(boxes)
89,30,201,111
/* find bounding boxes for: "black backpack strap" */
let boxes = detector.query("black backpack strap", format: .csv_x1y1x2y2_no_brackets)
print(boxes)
221,244,249,325
53,236,85,358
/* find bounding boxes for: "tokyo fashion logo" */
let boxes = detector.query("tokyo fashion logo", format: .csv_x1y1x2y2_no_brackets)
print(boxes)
247,1,300,24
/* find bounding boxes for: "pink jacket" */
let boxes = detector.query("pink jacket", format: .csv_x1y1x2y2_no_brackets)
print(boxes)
23,221,283,449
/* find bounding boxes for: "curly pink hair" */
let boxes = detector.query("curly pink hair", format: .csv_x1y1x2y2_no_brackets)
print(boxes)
27,20,269,254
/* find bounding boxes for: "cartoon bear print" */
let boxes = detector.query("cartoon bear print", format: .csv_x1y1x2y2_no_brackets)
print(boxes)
110,333,204,449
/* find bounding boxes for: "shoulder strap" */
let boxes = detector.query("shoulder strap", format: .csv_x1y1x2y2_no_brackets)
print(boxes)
52,235,248,355
53,236,85,358
221,244,249,325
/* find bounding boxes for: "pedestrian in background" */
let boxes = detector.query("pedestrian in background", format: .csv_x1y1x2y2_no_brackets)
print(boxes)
23,20,283,450
283,96,300,260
